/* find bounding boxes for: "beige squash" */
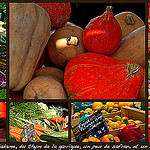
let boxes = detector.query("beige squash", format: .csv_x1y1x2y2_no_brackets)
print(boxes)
9,3,51,91
23,76,67,99
47,22,86,69
111,26,145,68
115,12,144,38
33,67,64,85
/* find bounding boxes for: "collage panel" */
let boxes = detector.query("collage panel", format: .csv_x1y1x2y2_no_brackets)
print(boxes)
71,102,145,142
9,102,68,142
9,3,145,100
0,3,6,100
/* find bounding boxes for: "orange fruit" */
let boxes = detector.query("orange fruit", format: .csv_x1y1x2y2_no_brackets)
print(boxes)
106,121,113,126
122,117,129,120
128,102,133,107
110,122,120,129
84,108,94,114
113,102,119,104
108,126,113,130
106,102,114,108
92,102,103,110
117,121,123,126
120,124,126,128
118,102,124,108
82,138,89,142
88,137,100,142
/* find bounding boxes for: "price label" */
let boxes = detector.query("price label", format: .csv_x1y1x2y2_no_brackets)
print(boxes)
72,110,109,142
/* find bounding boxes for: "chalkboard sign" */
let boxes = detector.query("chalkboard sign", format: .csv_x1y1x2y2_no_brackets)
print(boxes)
72,102,94,113
72,110,109,142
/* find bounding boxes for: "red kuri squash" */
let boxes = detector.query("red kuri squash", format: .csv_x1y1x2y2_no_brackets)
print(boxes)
64,53,144,99
83,6,122,55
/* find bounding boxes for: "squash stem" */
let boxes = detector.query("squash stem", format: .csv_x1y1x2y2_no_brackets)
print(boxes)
106,6,113,13
67,36,79,46
125,14,136,25
127,63,140,78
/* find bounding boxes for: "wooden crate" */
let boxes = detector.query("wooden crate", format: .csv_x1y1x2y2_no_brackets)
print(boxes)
121,106,145,123
71,106,145,142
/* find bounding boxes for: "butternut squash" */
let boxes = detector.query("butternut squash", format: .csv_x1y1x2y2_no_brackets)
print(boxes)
111,26,145,68
115,12,144,38
9,3,51,91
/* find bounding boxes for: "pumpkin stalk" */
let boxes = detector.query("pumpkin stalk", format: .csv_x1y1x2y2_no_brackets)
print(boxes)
67,36,79,46
106,6,113,13
125,14,136,25
127,63,140,78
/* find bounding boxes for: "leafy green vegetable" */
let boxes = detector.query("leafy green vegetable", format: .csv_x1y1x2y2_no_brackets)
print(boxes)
9,102,44,128
0,88,6,99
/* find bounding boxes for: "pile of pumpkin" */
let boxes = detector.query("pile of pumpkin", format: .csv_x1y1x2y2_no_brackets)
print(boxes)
9,3,145,99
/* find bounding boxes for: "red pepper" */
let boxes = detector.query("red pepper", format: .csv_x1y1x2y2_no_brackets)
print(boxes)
118,124,144,142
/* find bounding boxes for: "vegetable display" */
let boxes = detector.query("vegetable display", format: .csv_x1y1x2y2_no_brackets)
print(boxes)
9,102,68,142
9,3,145,100
72,102,145,142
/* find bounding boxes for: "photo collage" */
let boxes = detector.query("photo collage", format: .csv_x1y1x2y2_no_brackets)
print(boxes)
0,2,149,147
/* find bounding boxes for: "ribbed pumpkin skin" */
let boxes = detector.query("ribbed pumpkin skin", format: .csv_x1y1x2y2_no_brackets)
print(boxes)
9,3,51,91
64,53,144,99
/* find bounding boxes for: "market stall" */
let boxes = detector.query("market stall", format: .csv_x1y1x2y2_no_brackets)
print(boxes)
71,102,145,142
9,102,68,142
